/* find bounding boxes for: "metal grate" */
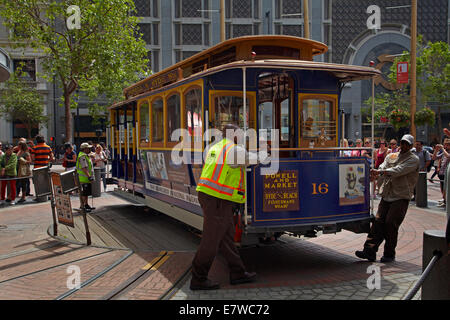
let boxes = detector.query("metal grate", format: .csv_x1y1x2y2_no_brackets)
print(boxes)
233,0,252,18
133,0,151,17
233,24,253,37
182,0,201,17
283,0,301,18
283,24,302,37
138,23,152,44
183,51,199,60
182,24,202,45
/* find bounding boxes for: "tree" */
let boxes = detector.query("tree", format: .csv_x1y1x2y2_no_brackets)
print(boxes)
0,65,49,139
0,0,149,143
389,39,450,136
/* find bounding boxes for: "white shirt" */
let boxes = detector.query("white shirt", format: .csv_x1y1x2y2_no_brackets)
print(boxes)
94,152,106,169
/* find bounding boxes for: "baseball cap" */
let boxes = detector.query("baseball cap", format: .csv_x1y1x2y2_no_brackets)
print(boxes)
80,142,93,149
400,134,414,146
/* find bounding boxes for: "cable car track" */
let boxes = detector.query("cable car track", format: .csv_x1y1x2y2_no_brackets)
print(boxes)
0,247,114,285
103,250,173,300
54,250,190,300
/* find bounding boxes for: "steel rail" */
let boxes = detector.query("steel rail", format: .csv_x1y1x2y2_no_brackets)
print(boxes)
0,248,114,285
55,249,134,300
403,250,443,300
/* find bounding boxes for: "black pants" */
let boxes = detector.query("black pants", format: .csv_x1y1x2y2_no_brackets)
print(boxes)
191,192,246,282
364,198,410,258
16,178,29,197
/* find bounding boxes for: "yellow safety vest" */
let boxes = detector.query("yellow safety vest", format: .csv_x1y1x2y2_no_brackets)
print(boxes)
196,138,245,203
76,151,92,184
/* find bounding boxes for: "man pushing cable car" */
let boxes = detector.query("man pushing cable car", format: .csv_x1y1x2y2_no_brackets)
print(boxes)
190,123,268,290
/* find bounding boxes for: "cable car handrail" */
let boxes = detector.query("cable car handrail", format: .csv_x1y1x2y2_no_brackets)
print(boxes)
257,147,373,151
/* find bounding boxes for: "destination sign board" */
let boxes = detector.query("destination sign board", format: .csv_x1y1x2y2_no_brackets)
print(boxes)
262,170,299,212
125,69,179,98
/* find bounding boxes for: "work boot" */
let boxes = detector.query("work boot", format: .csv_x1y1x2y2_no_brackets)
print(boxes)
355,250,376,262
230,272,257,285
380,256,395,263
190,278,220,291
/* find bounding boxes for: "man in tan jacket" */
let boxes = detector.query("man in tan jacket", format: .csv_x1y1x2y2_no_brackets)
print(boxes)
356,134,419,263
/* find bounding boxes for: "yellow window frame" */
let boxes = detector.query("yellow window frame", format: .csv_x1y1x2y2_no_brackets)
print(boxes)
298,93,338,148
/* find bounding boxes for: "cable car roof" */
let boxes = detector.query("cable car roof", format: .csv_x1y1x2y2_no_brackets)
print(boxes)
109,59,380,110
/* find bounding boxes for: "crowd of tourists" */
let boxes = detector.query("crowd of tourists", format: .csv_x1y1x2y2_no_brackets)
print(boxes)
0,135,110,206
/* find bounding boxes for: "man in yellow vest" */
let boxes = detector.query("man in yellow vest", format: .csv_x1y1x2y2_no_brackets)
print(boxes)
190,124,267,290
76,142,95,213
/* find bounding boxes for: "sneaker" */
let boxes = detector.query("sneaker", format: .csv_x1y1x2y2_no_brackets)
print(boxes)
81,207,91,213
438,199,445,203
380,256,395,263
9,201,15,205
437,202,446,207
17,198,26,203
0,200,5,206
85,204,96,211
355,250,376,262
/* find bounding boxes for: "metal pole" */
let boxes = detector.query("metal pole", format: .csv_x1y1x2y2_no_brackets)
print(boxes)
370,61,375,214
243,67,248,226
403,251,442,300
303,0,310,39
75,171,91,246
220,0,225,42
49,171,58,236
410,0,417,137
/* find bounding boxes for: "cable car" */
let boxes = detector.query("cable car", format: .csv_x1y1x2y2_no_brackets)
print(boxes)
108,35,380,245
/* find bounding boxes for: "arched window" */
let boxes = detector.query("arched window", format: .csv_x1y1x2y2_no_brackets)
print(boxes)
184,86,202,148
166,93,181,146
151,97,164,146
138,101,150,147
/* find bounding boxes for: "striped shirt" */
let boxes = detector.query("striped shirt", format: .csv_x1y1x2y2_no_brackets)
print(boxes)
32,143,53,168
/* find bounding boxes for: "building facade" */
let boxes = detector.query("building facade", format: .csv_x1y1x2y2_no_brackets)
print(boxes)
1,0,449,146
135,0,449,143
0,17,53,145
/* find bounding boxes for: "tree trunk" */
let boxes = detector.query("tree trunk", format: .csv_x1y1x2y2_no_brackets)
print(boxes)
26,124,32,140
64,91,72,143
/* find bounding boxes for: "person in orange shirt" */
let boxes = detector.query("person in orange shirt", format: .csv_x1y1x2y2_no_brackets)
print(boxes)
31,135,54,168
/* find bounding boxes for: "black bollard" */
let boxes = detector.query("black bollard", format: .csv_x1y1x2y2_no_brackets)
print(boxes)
416,171,427,208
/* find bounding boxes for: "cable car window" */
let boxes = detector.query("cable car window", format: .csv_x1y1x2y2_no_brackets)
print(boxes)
213,95,250,130
139,101,150,145
167,93,181,142
257,73,293,147
151,98,164,143
300,96,336,148
185,87,202,146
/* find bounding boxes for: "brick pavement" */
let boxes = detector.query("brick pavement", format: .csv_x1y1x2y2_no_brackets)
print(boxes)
0,169,447,300
171,172,448,300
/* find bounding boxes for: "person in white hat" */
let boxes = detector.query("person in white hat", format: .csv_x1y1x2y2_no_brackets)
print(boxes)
76,142,95,212
355,134,419,263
